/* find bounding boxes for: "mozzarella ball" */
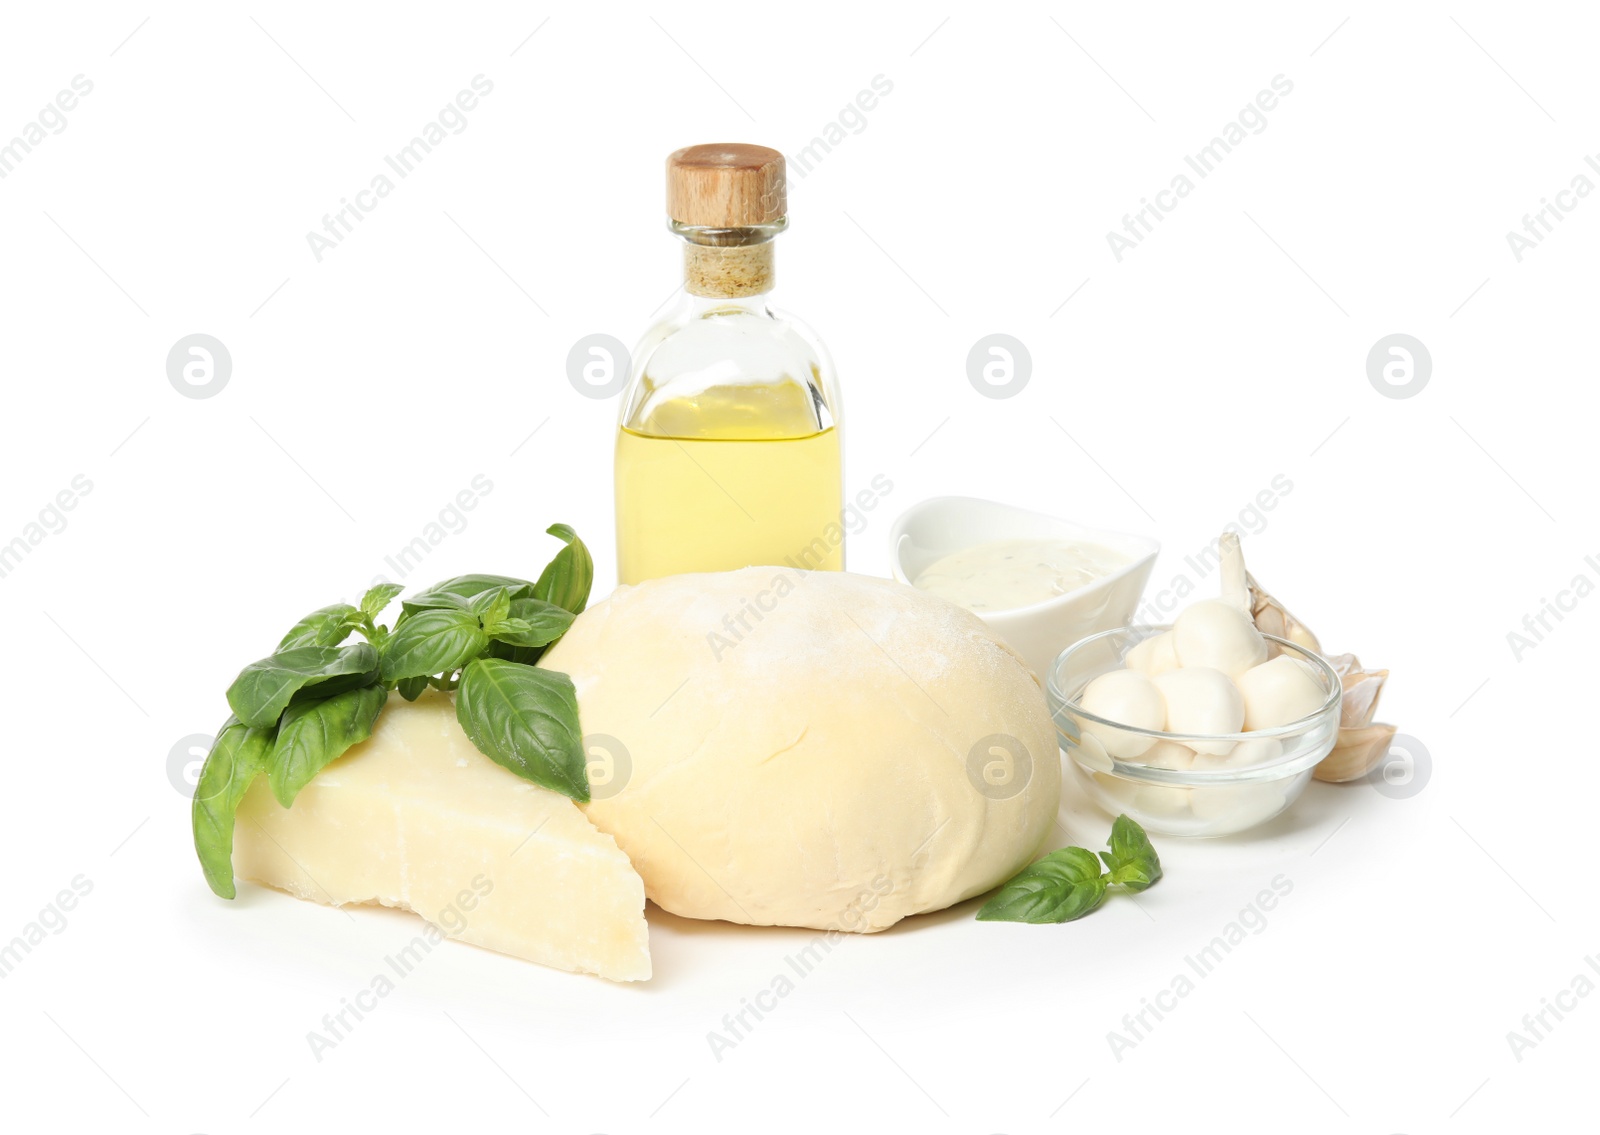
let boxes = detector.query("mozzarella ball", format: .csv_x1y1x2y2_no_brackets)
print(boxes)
1133,783,1192,818
1190,782,1289,829
1090,771,1139,809
1078,669,1165,759
1228,737,1285,766
1190,736,1284,771
1140,739,1198,771
1237,655,1327,731
1152,666,1244,755
1125,631,1179,677
1172,600,1268,678
1072,726,1113,772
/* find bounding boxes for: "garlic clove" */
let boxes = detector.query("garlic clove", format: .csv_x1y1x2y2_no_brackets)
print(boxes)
1326,653,1360,679
1218,532,1253,616
1313,722,1397,783
1219,530,1323,653
1340,667,1389,729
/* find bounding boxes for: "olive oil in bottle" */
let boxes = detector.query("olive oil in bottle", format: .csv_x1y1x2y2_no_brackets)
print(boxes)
614,144,843,585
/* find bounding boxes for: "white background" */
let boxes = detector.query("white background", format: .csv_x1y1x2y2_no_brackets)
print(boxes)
0,2,1592,1131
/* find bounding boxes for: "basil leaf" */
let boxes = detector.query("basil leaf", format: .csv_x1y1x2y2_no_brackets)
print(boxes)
469,586,513,626
192,718,274,899
277,603,358,651
976,847,1109,923
1103,814,1163,893
227,643,380,729
484,640,542,666
402,574,539,615
288,664,384,704
489,597,575,649
267,684,387,807
456,658,588,801
533,524,593,615
396,675,429,701
360,582,405,620
379,608,488,682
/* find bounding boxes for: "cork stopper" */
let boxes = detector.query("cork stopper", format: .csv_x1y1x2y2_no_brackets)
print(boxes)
667,143,786,228
683,244,773,298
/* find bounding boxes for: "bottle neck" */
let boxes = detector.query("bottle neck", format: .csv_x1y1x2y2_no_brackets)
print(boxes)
672,219,786,300
683,243,774,298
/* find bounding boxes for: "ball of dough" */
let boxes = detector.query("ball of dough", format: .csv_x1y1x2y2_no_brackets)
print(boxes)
1172,600,1268,678
539,569,1061,932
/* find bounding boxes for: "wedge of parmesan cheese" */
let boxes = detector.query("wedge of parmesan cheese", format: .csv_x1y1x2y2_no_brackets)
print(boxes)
234,690,651,982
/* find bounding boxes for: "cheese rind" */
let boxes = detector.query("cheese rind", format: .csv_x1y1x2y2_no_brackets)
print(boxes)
234,690,651,982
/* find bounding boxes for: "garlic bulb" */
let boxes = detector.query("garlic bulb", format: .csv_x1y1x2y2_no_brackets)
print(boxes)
1219,536,1397,783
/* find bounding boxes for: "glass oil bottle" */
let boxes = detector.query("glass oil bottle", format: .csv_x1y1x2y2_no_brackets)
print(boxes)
614,143,843,584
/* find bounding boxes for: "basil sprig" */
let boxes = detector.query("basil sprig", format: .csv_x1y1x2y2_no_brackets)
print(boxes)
977,815,1163,924
192,527,593,899
1101,813,1163,892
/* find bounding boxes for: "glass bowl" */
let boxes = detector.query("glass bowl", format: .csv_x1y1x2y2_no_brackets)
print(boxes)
1047,625,1341,837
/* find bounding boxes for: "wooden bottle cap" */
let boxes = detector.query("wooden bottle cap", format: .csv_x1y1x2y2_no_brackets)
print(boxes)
667,143,786,227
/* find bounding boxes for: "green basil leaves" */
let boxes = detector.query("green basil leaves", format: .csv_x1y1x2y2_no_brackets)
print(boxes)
277,604,358,651
226,643,379,729
976,846,1109,923
456,658,588,801
402,573,538,615
379,609,488,682
1102,814,1163,892
533,524,594,615
194,524,595,900
268,684,388,808
192,719,275,900
977,816,1163,924
360,582,405,620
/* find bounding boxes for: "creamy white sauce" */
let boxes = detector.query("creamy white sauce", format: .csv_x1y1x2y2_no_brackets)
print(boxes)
913,538,1129,612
